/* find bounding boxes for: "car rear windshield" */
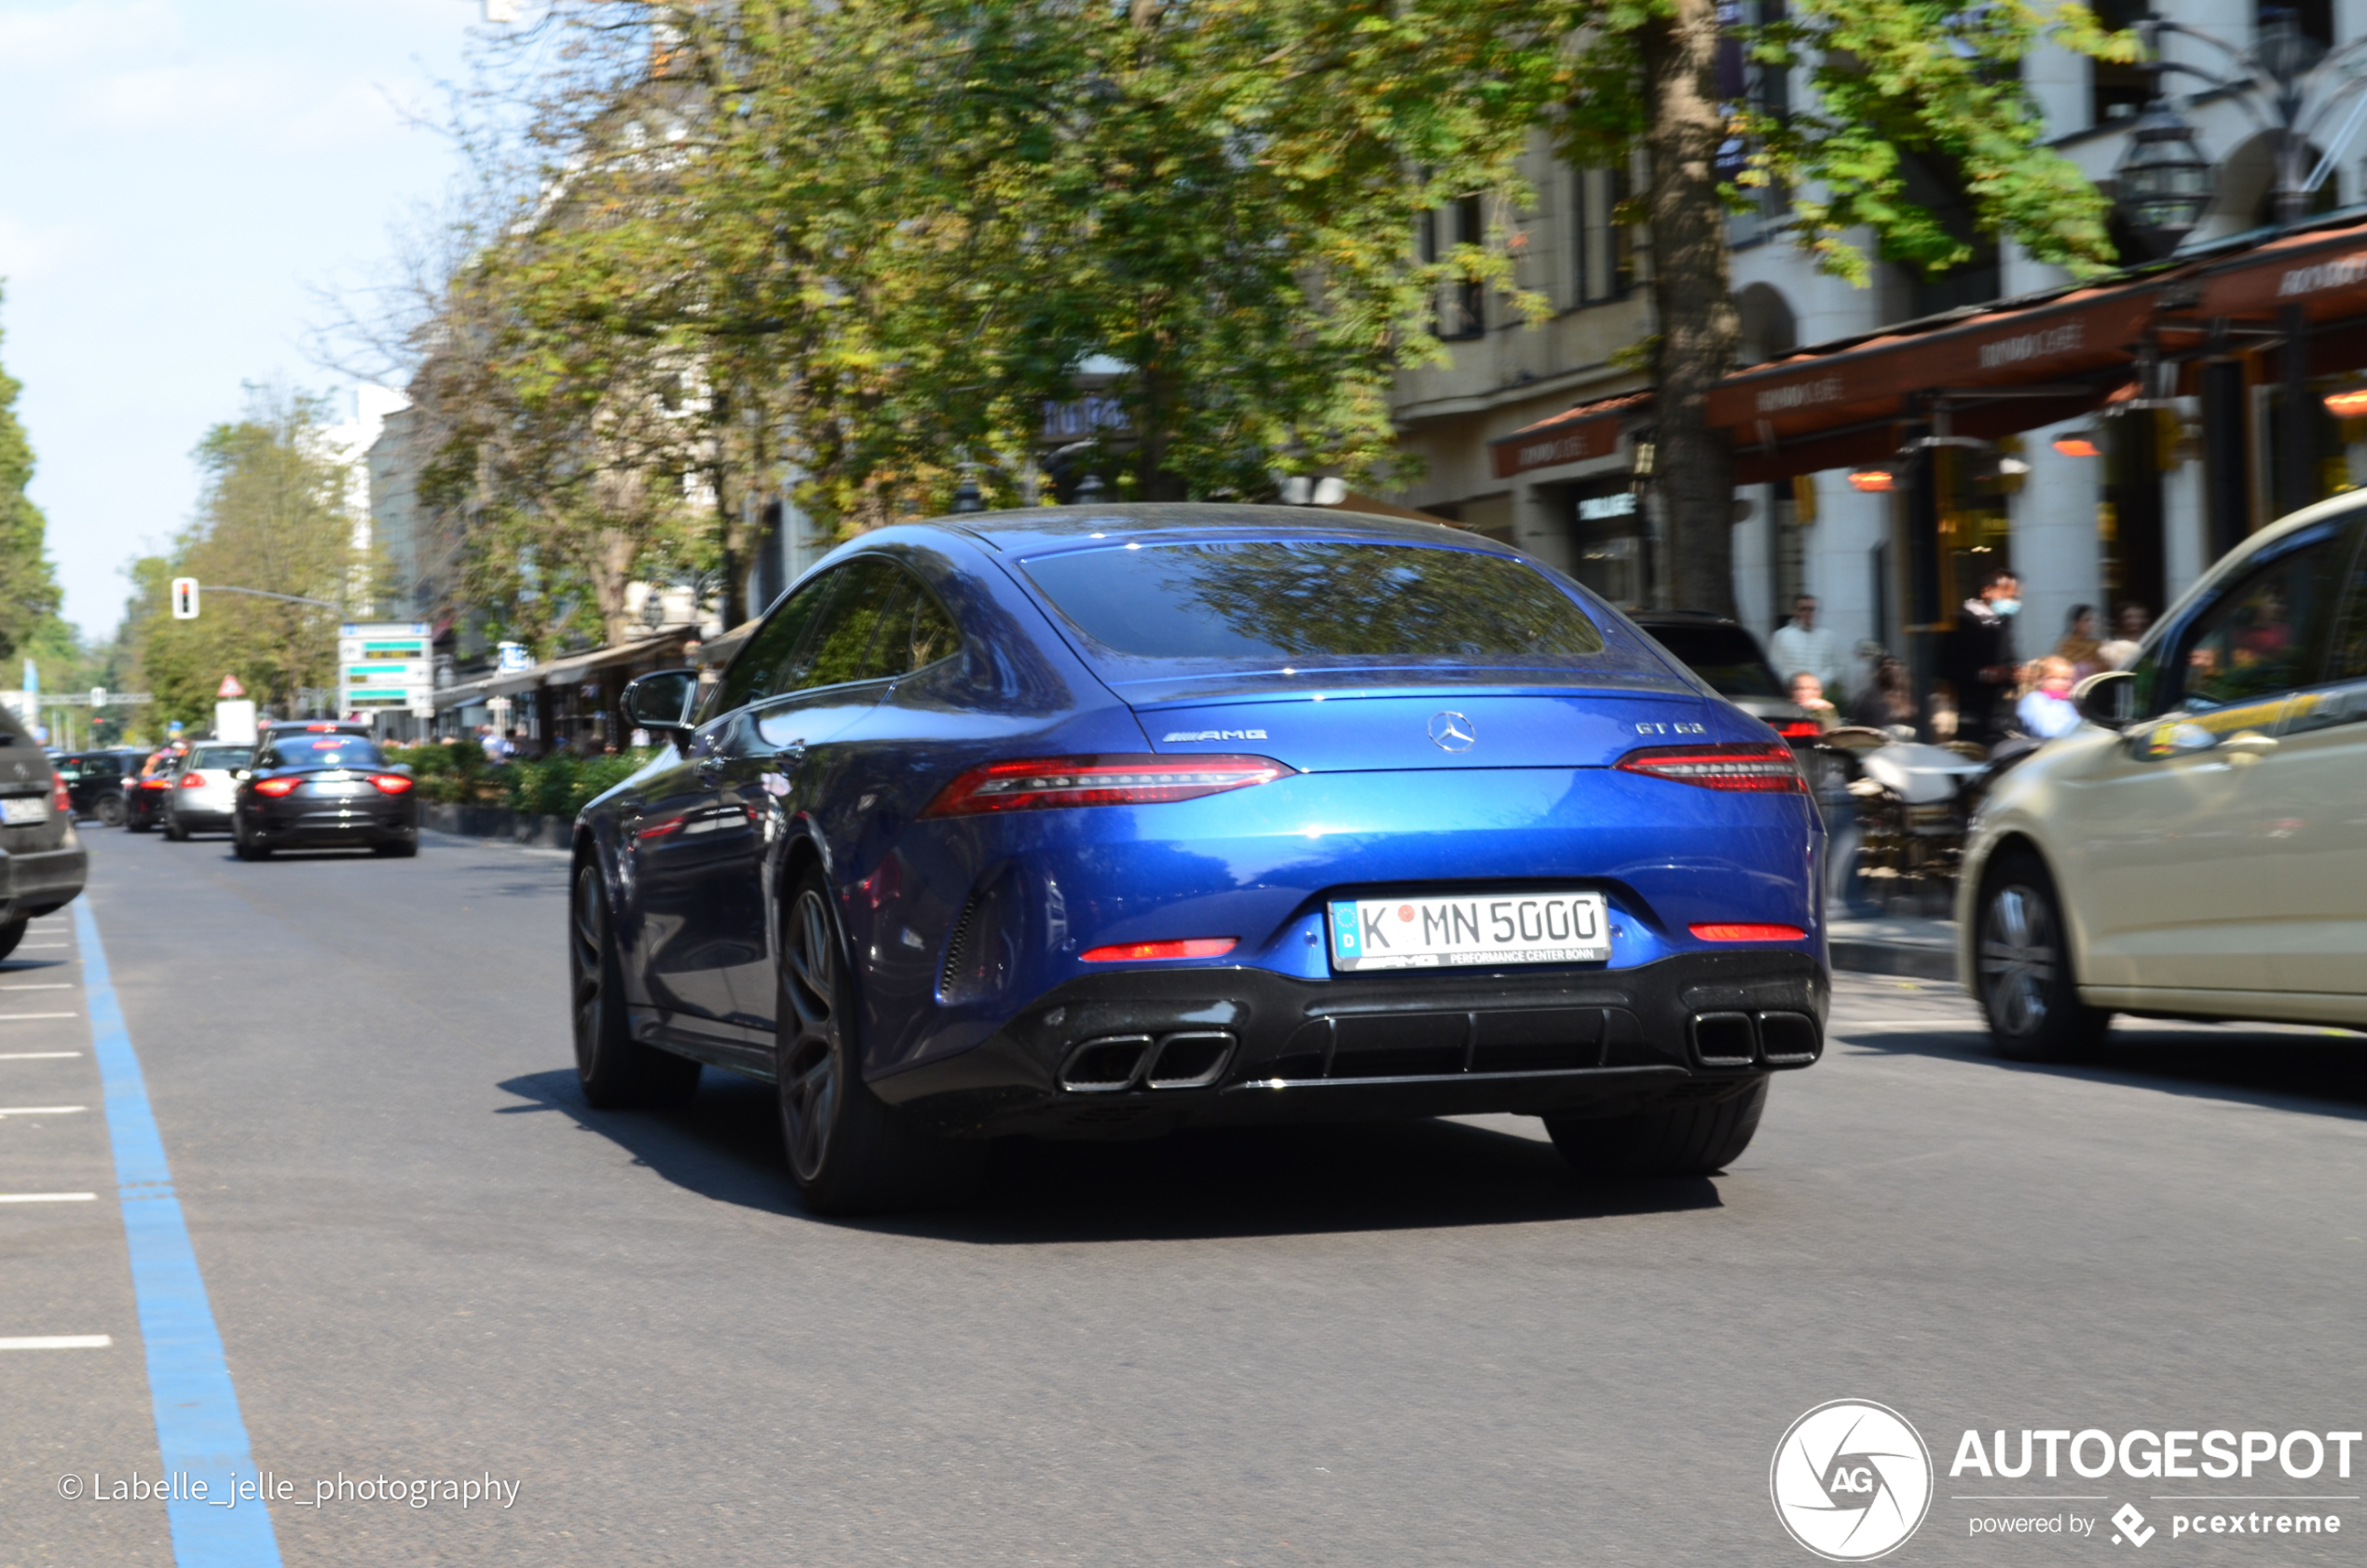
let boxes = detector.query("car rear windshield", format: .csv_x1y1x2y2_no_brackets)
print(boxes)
1021,541,1611,674
263,736,384,769
1639,623,1786,700
190,746,251,770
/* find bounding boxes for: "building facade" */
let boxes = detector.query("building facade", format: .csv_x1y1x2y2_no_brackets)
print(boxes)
1389,0,2367,699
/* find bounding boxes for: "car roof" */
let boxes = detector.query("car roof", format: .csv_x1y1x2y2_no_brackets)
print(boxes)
1628,609,1745,627
942,501,1486,555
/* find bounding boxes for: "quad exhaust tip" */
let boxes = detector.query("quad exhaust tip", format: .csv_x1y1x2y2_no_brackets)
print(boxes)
1689,1010,1822,1070
1059,1031,1237,1094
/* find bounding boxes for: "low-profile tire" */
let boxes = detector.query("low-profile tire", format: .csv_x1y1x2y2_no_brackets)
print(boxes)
571,862,700,1110
233,819,269,861
776,867,982,1216
1544,1077,1770,1178
0,919,27,961
127,814,152,834
163,815,187,842
373,839,417,858
94,795,127,828
1976,851,2111,1063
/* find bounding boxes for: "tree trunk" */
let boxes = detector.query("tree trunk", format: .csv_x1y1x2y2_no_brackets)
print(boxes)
1640,0,1740,619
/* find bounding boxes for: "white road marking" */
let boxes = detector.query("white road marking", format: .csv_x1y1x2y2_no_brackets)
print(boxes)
0,1335,112,1350
0,1192,96,1203
0,983,72,990
0,1051,80,1059
15,943,68,948
0,1013,77,1020
0,1105,87,1116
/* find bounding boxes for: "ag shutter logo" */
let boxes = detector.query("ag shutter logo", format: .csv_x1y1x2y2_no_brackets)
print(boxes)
1772,1400,1935,1561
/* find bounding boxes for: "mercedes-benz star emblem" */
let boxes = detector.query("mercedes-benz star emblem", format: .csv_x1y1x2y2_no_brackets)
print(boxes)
1427,711,1477,752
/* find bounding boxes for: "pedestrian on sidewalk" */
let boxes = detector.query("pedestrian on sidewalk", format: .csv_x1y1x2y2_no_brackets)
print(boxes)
2053,605,2103,679
1945,569,2021,742
1770,595,1845,699
2097,602,2152,670
2016,656,2083,739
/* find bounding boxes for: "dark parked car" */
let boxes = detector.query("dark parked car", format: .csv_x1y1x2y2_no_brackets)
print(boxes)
571,504,1826,1214
122,747,185,832
55,748,144,827
1628,610,1822,743
0,707,87,957
233,726,417,860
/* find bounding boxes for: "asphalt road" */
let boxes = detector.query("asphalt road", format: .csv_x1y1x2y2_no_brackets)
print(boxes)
6,825,2367,1566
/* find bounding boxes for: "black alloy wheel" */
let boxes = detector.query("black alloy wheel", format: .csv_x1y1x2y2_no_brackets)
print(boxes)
570,863,699,1110
1544,1076,1770,1178
232,815,269,861
163,812,187,842
0,919,26,961
775,867,981,1215
1977,851,2110,1062
94,794,126,828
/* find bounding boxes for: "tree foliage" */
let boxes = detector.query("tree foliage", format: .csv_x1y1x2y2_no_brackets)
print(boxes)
130,388,370,731
0,289,62,665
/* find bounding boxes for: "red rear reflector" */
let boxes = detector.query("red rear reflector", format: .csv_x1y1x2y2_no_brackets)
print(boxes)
1690,923,1807,942
1079,938,1238,962
1616,742,1803,793
142,777,171,789
921,755,1292,817
369,773,414,795
179,772,207,787
1776,720,1822,739
51,775,69,812
252,777,301,797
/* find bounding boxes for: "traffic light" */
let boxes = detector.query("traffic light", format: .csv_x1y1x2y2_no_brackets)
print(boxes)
171,578,199,619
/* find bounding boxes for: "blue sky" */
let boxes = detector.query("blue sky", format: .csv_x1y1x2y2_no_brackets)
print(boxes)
0,0,482,637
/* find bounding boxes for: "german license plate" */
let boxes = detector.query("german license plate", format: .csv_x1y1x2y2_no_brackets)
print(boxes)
1,797,47,825
1327,892,1610,972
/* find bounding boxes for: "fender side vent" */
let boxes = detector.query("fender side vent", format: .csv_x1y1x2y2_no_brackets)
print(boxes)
938,892,981,995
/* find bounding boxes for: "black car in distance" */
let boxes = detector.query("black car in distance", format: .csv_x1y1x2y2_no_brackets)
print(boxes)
233,725,418,860
55,748,144,827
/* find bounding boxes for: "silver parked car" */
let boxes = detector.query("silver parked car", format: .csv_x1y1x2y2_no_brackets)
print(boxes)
164,742,254,840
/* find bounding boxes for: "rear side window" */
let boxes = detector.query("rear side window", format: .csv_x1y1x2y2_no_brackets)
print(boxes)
718,574,837,713
190,746,250,770
1641,623,1786,700
1020,541,1607,666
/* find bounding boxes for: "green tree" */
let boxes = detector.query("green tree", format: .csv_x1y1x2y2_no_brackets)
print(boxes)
0,287,62,662
129,388,365,729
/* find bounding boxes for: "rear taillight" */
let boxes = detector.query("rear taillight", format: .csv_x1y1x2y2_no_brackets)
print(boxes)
920,755,1293,818
369,774,414,795
1615,742,1803,793
1775,720,1823,740
252,777,301,798
51,774,68,812
1690,922,1808,942
142,776,171,790
1080,938,1238,962
179,772,206,788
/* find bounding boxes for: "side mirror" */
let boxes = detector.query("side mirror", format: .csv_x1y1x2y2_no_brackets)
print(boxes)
623,669,700,741
2073,669,2134,729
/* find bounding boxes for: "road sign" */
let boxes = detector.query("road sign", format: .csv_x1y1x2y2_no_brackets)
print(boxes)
171,578,199,619
218,674,246,699
338,622,434,710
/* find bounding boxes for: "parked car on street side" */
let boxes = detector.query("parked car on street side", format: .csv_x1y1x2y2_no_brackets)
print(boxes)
123,747,184,833
55,748,143,827
233,727,417,860
1963,496,2367,1058
0,704,88,958
572,504,1828,1214
164,742,255,840
1626,611,1823,744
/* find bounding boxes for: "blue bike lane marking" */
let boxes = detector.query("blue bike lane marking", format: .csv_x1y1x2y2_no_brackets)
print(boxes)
75,898,282,1567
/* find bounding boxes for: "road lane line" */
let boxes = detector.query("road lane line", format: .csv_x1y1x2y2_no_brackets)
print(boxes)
0,1051,81,1059
0,1012,79,1020
0,1334,113,1350
0,1192,97,1202
75,899,282,1566
0,983,74,989
0,1105,87,1116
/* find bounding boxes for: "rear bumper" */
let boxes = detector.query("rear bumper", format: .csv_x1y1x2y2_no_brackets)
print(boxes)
248,799,417,845
870,948,1826,1139
0,836,87,916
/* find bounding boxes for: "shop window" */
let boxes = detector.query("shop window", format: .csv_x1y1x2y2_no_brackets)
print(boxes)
1423,195,1486,339
2260,0,2332,54
1573,166,1641,306
2103,412,2171,623
2091,0,2152,127
1768,481,1805,630
1567,477,1647,607
2258,376,2355,524
1934,445,2013,611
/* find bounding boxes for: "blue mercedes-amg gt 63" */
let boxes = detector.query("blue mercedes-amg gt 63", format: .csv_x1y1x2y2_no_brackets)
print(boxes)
572,504,1827,1211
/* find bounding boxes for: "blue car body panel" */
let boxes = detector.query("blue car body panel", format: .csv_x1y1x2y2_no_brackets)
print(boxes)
578,504,1827,1134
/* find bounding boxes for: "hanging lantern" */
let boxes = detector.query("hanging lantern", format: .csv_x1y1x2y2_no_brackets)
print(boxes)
1845,468,1896,493
2052,430,2104,458
2113,102,2214,259
2324,388,2367,418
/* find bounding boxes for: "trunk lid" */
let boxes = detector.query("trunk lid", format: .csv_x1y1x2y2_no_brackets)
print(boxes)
1135,688,1720,772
